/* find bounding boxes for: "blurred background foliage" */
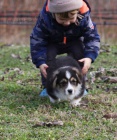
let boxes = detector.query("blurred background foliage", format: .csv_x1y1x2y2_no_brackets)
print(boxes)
0,0,117,45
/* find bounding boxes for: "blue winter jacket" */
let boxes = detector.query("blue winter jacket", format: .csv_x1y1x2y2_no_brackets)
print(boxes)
30,0,100,68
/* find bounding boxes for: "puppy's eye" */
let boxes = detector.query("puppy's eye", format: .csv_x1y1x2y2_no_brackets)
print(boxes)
71,80,77,85
70,77,77,85
60,81,67,87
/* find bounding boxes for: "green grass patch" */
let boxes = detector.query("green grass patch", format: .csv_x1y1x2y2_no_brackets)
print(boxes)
0,44,117,140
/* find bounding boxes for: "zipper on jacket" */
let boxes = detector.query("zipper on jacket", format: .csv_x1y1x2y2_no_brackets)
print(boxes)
63,32,67,44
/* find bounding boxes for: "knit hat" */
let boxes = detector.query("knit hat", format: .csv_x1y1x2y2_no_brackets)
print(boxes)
48,0,83,13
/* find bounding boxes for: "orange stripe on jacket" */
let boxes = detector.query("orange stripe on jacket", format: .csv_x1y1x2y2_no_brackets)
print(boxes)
79,1,89,14
46,0,49,11
63,37,67,44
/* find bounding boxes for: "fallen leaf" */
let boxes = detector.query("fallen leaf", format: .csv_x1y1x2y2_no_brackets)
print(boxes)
11,53,21,59
103,113,117,119
108,77,117,83
32,120,64,127
4,68,10,74
25,55,31,62
112,87,117,92
1,76,4,81
16,80,22,84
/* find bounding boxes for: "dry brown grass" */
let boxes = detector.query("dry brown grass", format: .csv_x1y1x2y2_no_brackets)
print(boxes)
0,25,32,44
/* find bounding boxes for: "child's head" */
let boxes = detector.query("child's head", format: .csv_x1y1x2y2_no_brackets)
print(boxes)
54,10,78,26
48,0,83,26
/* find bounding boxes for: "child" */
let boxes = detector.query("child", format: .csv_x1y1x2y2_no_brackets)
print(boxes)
30,0,100,96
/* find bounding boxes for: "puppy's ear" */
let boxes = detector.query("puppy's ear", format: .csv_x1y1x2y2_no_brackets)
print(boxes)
76,73,82,83
72,67,82,83
53,70,59,78
53,76,57,88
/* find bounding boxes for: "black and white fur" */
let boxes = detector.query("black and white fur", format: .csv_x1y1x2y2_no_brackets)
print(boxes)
46,56,85,106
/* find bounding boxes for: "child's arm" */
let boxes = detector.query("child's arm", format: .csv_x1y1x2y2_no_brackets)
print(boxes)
30,14,49,68
79,13,100,74
39,64,48,78
81,13,100,63
79,58,92,74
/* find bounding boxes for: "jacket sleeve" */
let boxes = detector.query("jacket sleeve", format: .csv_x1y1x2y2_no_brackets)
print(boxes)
30,14,49,68
81,14,100,62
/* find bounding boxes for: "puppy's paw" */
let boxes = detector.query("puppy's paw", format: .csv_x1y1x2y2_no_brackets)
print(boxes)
70,98,81,107
49,96,56,103
49,96,59,103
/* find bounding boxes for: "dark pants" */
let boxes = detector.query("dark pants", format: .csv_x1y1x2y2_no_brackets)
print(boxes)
41,39,85,87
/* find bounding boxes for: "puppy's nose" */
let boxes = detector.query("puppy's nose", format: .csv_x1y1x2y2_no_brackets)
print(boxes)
68,89,73,94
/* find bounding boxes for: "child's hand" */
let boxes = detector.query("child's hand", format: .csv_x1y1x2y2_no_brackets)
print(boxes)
39,64,48,78
78,58,92,74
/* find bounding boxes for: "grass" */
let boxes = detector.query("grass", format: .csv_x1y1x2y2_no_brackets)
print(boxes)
0,44,117,140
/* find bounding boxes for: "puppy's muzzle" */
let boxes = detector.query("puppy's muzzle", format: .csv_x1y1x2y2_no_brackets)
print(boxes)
67,89,73,95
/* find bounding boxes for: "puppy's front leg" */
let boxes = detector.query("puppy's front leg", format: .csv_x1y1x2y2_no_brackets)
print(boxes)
49,96,60,103
70,98,81,107
49,96,56,103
